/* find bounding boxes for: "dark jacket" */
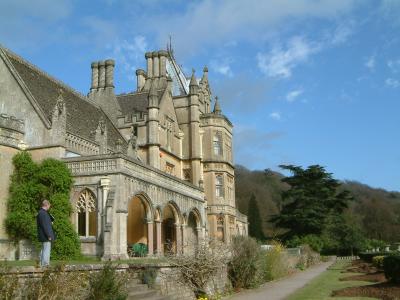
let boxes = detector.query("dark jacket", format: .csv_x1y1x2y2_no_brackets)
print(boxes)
37,208,55,242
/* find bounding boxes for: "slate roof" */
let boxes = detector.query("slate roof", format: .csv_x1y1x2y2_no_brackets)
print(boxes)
1,47,127,150
117,92,149,113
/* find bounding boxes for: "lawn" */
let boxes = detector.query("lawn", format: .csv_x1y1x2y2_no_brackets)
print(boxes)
286,260,378,300
1,256,167,267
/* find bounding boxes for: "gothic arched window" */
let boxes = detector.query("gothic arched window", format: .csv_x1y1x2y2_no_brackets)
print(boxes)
76,189,97,237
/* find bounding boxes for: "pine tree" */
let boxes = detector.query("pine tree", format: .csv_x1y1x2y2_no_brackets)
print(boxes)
247,194,265,241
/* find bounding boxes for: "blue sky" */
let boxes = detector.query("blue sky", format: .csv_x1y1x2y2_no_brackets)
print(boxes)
1,0,399,191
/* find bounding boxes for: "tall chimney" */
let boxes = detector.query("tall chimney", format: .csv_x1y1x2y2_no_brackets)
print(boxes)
158,50,168,77
136,69,146,91
145,52,153,78
105,59,115,88
91,62,99,90
152,51,159,78
98,61,106,88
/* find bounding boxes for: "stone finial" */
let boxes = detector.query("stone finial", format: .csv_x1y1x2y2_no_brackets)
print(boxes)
189,69,199,95
54,89,65,115
213,96,221,114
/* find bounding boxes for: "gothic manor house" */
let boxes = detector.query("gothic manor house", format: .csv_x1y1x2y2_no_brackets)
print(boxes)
0,45,248,260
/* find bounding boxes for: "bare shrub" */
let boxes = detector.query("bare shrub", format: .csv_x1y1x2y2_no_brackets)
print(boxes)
24,264,88,300
0,263,19,300
164,239,231,297
229,236,265,289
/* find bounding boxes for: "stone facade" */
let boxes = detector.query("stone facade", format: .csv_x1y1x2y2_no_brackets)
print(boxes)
0,44,247,260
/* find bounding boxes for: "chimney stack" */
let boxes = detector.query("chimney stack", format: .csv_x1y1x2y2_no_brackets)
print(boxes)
145,52,153,78
136,69,146,91
158,50,168,77
105,59,115,88
98,61,106,88
152,51,159,78
91,62,99,90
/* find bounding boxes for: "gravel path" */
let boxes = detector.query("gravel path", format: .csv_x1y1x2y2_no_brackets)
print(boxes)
227,261,334,300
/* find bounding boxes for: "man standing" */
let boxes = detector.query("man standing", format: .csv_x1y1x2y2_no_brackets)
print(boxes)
37,199,55,267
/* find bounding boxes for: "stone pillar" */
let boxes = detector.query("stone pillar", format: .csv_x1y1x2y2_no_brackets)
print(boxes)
147,221,154,256
98,61,106,88
105,59,115,88
145,52,153,78
156,221,162,255
136,69,146,91
181,224,187,253
153,51,159,78
91,62,99,90
175,224,182,254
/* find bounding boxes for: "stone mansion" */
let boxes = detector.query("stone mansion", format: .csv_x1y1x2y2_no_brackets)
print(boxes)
0,45,247,260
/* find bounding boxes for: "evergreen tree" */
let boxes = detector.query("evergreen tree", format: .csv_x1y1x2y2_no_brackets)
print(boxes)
247,194,265,241
6,152,80,259
272,164,352,240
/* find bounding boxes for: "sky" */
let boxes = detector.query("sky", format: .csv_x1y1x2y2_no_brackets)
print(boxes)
0,0,399,191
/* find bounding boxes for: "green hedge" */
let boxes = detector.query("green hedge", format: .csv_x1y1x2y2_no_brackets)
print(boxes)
383,256,400,283
359,252,390,263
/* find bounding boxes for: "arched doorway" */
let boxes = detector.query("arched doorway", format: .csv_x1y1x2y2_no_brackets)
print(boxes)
127,196,149,256
162,204,179,254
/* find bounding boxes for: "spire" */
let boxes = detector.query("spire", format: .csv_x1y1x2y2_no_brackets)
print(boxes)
213,96,221,115
200,66,208,85
189,68,199,94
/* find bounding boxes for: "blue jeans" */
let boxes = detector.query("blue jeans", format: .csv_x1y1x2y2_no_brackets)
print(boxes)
40,241,51,267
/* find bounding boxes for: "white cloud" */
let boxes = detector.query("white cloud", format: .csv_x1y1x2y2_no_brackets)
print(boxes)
387,59,400,73
385,78,400,88
210,59,233,77
257,36,320,79
286,88,304,102
111,36,148,81
330,22,355,45
269,112,282,120
144,0,359,56
365,56,375,71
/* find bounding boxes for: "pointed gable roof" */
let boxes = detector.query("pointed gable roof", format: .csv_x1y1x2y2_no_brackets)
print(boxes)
0,46,127,150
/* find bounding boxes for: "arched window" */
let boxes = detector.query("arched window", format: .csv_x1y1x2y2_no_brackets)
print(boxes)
215,174,224,197
213,132,223,156
216,214,225,242
76,189,97,237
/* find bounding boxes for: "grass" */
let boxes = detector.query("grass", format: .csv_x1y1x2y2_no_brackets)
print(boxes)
286,260,378,300
1,256,167,267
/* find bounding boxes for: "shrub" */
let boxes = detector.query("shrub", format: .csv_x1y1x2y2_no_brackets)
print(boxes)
288,235,324,253
24,264,88,299
383,255,400,283
166,239,230,298
229,236,265,289
372,255,385,269
87,262,128,300
264,241,289,281
359,252,389,263
0,263,19,300
5,152,80,260
139,267,158,288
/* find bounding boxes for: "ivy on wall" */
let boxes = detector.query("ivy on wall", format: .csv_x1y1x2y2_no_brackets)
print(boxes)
5,151,81,259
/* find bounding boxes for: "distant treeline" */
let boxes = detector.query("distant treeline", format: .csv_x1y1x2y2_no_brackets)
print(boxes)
235,165,400,242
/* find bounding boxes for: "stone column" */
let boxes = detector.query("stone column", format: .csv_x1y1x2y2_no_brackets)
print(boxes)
147,221,154,256
156,221,162,255
91,62,99,90
181,224,187,254
175,224,182,254
158,50,168,77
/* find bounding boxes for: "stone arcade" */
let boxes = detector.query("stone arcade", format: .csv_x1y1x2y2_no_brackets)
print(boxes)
0,45,247,260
